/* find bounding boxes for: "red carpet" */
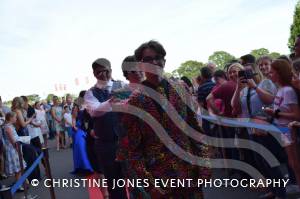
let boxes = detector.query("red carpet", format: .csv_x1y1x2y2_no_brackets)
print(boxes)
86,173,130,199
87,174,104,199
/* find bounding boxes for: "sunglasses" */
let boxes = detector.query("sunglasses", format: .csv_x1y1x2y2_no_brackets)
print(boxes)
94,70,109,75
141,56,164,64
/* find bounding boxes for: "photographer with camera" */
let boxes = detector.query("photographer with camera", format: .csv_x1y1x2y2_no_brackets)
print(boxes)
231,63,289,199
231,63,277,117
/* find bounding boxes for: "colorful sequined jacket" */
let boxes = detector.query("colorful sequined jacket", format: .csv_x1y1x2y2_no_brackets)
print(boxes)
122,79,211,193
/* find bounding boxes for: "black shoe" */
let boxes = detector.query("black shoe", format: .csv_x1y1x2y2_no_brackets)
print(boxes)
259,192,275,199
17,186,24,192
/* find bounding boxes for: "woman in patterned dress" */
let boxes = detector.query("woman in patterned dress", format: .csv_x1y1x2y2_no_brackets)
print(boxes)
2,112,26,188
51,96,65,151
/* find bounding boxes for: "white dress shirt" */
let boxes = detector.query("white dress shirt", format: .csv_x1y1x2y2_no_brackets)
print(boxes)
84,79,126,117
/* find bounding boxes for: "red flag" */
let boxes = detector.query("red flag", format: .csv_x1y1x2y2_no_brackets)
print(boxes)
59,84,63,91
75,78,79,86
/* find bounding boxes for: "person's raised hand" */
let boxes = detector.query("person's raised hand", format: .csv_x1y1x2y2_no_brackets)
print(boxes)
247,79,257,89
237,77,246,89
263,107,274,116
288,121,300,128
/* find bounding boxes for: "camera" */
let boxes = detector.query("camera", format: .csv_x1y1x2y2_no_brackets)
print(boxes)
238,69,256,79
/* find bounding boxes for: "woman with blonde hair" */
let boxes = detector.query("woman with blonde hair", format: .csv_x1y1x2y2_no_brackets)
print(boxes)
230,62,279,198
51,96,65,151
206,63,243,163
257,56,272,78
11,97,41,183
11,97,33,136
231,63,277,117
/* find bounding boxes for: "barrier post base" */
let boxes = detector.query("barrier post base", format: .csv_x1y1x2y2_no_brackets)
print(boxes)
0,187,12,199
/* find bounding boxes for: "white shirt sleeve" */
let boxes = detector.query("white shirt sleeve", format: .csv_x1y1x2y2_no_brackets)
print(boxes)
84,89,112,117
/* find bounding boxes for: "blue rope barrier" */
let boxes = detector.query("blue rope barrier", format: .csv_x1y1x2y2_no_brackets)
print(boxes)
199,114,285,133
11,152,44,195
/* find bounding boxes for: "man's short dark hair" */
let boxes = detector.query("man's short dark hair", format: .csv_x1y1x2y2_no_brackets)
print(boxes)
134,40,166,61
92,58,111,70
200,67,213,79
79,90,86,98
20,96,28,102
213,70,227,80
180,76,193,88
240,54,256,65
122,55,136,78
278,55,292,64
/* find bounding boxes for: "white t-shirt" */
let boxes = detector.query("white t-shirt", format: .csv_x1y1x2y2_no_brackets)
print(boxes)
63,112,72,127
27,118,44,143
273,86,298,126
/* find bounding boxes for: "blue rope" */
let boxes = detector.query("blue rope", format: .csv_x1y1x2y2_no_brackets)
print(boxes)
11,152,44,194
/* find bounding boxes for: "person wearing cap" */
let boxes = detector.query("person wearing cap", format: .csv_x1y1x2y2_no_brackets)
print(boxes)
84,58,127,199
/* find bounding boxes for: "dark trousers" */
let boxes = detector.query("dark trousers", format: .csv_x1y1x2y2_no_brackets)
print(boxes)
252,134,286,198
220,126,239,160
202,119,211,135
86,137,100,173
30,137,42,153
21,144,41,182
94,140,127,199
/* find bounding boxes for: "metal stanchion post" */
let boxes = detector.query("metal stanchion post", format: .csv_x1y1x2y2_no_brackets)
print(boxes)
42,148,56,199
16,142,28,199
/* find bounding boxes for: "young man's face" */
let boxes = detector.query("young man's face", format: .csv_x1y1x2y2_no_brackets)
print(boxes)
53,97,59,105
66,96,72,104
140,48,165,79
127,71,143,84
93,66,111,81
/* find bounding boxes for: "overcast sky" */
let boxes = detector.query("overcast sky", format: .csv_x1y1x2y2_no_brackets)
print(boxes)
0,0,298,100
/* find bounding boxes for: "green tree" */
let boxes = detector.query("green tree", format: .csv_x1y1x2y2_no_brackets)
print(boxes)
163,72,173,78
26,94,40,103
250,48,281,60
251,48,270,59
288,1,300,52
46,94,55,102
268,52,281,59
208,51,235,68
172,60,204,79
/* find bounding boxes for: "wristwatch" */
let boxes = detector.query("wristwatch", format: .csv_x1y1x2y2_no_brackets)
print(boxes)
274,109,281,118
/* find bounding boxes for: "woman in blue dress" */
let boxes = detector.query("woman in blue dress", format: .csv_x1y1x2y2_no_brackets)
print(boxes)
71,94,93,174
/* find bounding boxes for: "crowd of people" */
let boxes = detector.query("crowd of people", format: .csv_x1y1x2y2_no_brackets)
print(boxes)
0,94,74,191
0,35,300,199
